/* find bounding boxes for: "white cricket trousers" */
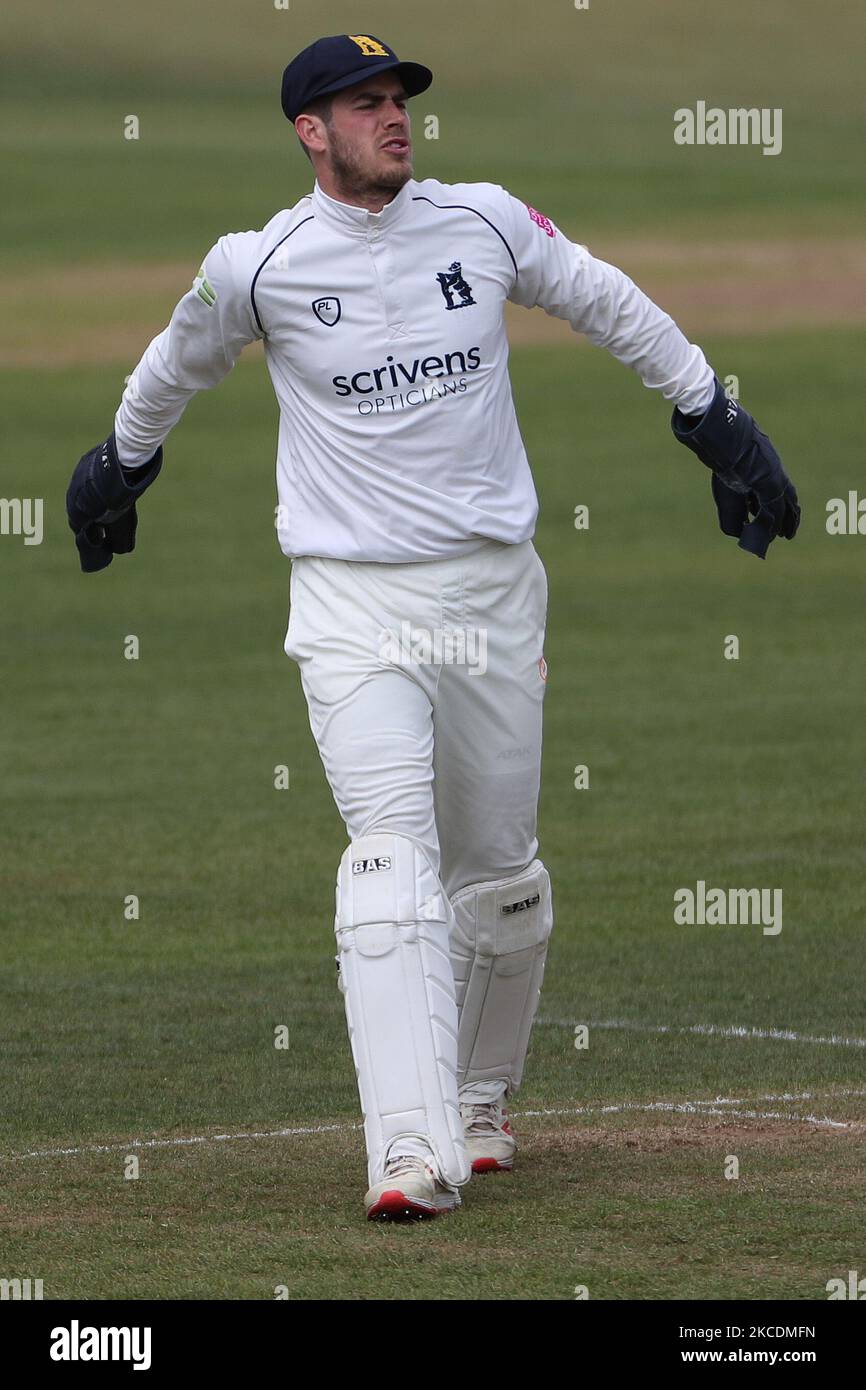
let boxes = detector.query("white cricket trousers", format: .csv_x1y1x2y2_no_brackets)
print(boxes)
284,538,548,897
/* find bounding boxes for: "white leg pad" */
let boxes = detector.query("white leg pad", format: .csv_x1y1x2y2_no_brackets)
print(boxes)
450,860,553,1094
334,833,471,1189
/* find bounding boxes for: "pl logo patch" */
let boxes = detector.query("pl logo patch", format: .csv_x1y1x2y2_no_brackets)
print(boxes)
312,296,341,326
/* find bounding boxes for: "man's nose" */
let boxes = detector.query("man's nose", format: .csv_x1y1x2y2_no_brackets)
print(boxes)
383,101,408,125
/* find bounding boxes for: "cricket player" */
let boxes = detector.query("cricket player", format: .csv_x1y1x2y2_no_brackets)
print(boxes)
66,34,800,1221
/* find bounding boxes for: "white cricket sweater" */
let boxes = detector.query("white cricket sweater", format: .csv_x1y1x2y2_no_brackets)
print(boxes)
114,176,714,561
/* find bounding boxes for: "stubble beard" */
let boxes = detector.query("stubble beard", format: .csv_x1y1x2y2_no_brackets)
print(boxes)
326,129,413,205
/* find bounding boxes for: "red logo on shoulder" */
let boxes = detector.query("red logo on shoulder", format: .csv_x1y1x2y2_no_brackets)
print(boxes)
526,204,556,237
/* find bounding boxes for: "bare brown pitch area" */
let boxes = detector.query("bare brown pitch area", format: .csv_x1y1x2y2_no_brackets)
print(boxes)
2,237,865,369
505,235,866,344
3,1110,863,1298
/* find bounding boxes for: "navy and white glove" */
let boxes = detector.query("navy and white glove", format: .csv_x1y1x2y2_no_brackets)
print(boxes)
672,378,800,559
66,432,162,573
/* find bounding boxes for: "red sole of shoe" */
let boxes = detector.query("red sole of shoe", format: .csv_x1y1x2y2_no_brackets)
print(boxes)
471,1158,514,1174
367,1189,438,1221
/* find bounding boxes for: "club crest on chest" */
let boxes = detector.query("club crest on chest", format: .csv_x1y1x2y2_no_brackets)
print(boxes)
437,261,476,310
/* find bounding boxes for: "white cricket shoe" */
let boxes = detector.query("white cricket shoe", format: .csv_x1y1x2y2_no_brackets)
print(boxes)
461,1101,516,1173
365,1155,461,1221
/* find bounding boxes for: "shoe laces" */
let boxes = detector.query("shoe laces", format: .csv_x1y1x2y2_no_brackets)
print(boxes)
461,1102,505,1136
384,1154,433,1180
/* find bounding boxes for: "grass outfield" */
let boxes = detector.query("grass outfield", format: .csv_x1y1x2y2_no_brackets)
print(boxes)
3,0,865,266
2,0,864,1303
2,332,865,1299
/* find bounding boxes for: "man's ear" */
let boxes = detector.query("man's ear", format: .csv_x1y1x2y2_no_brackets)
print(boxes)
294,113,326,154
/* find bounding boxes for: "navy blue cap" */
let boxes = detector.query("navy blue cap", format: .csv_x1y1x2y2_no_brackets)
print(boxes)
281,33,432,122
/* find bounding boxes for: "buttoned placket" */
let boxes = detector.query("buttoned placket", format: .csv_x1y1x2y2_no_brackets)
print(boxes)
312,181,414,343
365,220,409,343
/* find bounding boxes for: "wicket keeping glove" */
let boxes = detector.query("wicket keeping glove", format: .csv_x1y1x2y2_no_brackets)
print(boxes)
671,377,800,559
66,432,163,573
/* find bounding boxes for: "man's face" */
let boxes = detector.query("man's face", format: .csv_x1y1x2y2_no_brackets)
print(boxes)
303,72,413,195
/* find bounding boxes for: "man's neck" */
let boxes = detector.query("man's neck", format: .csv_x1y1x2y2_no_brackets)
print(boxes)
315,171,403,215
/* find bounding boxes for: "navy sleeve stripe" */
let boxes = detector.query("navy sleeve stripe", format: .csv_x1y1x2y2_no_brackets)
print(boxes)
411,196,518,280
250,216,315,335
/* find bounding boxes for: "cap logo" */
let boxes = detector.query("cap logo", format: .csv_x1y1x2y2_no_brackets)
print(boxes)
348,35,389,57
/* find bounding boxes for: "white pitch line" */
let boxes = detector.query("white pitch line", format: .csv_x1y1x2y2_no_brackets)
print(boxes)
541,1017,866,1049
687,1089,866,1106
4,1088,862,1163
519,1102,856,1130
7,1122,361,1163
